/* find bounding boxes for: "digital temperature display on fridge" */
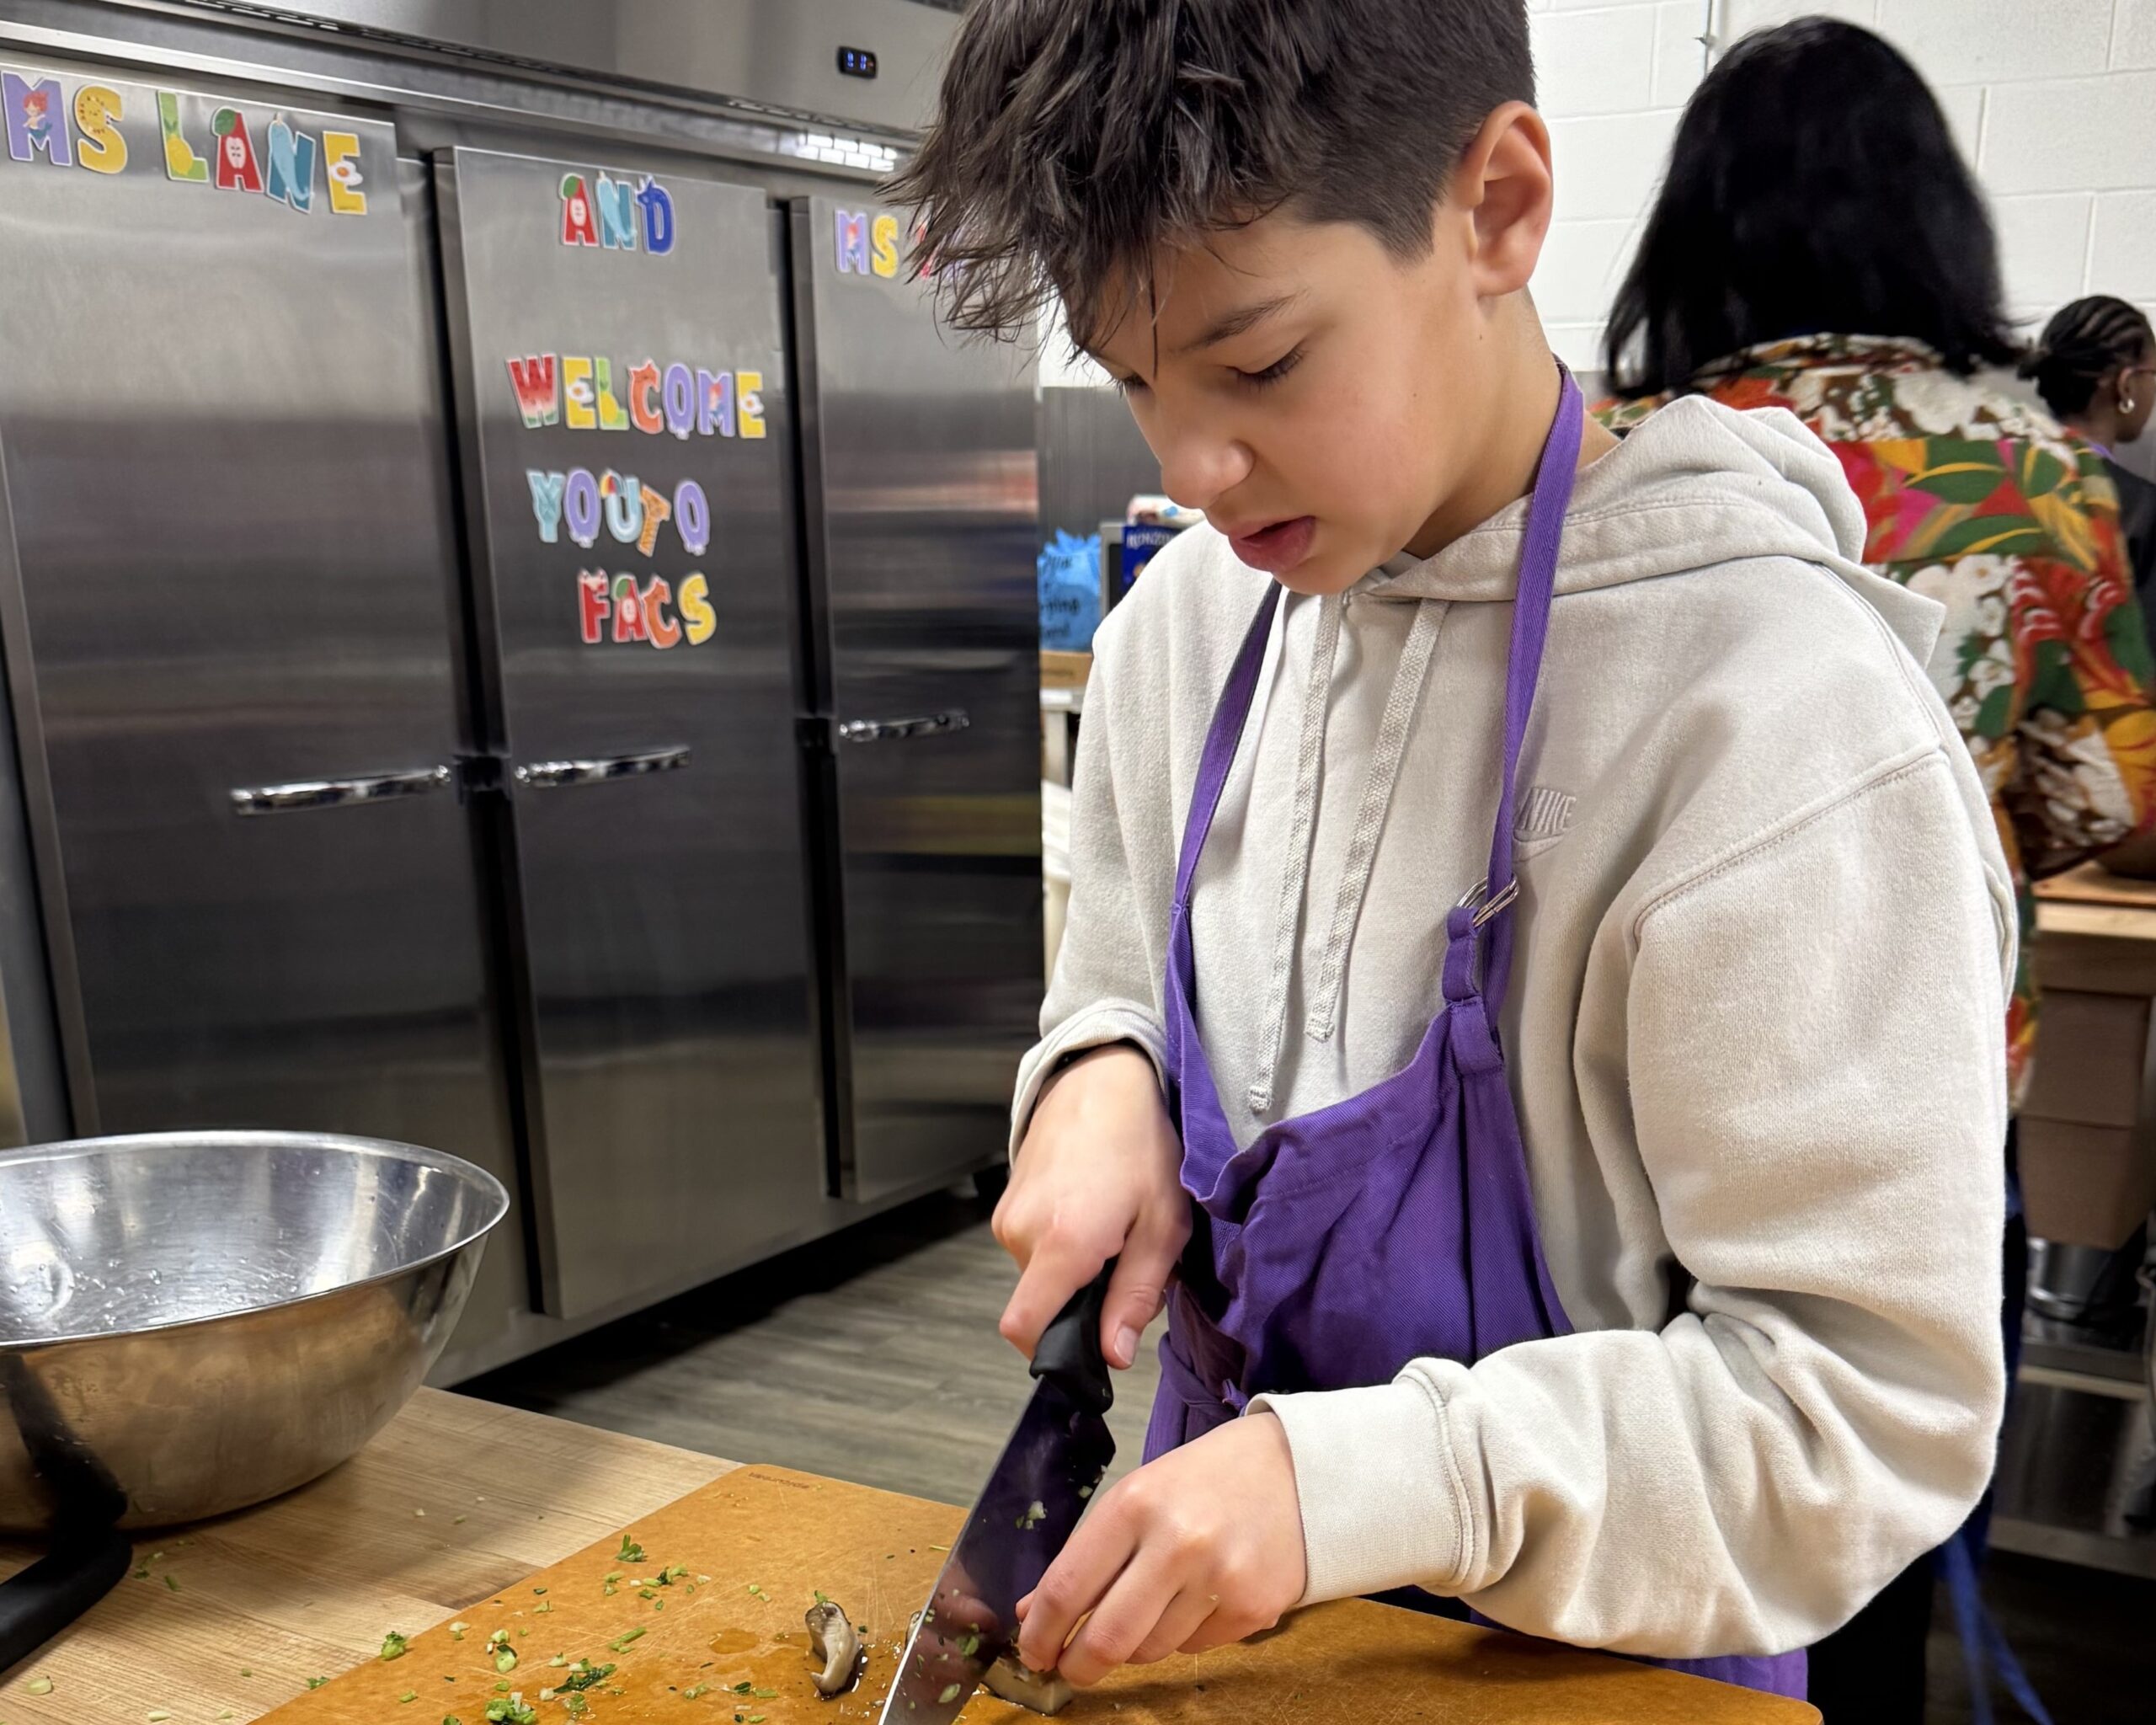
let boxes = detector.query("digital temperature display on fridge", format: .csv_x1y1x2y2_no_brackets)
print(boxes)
837,46,878,79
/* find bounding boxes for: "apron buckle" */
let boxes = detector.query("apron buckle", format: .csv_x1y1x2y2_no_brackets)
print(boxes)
1460,877,1520,928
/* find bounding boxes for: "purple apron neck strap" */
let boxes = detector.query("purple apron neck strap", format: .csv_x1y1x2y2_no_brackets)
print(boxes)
1481,366,1585,1015
1173,585,1283,909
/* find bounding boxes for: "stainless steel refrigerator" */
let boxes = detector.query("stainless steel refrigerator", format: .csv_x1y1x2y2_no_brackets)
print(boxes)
0,1,1038,1372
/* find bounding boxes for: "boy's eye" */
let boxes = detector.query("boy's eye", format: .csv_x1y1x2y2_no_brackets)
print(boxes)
1235,344,1305,388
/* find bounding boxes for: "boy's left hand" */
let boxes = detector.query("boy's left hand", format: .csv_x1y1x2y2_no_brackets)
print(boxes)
1014,1412,1306,1685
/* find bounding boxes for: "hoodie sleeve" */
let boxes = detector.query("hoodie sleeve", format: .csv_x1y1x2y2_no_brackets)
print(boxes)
1254,744,2010,1657
1010,636,1171,1155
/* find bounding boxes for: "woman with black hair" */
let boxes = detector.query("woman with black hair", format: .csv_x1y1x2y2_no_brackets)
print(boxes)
1602,18,2156,1725
2025,296,2156,613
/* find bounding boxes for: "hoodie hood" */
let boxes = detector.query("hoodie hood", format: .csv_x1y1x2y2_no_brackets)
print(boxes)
1227,395,1951,1108
1362,395,1945,670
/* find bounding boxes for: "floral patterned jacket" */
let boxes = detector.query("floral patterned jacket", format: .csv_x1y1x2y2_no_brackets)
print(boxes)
1600,334,2156,1107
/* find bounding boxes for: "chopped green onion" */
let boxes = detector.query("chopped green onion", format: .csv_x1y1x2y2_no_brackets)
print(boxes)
382,1630,411,1662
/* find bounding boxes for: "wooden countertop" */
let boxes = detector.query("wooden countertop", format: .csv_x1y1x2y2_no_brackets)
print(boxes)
2036,864,2156,993
0,1390,731,1724
0,1393,1814,1724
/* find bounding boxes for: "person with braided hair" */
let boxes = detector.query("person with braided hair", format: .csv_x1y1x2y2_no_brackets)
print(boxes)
2025,296,2156,612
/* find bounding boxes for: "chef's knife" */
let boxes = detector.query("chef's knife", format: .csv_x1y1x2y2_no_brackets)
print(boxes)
877,1265,1118,1725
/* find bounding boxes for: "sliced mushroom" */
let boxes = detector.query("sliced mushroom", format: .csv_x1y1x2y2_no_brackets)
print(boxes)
805,1600,863,1698
980,1655,1074,1717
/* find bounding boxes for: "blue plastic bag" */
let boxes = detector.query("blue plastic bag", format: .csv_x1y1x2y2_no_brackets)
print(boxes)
1038,530,1102,651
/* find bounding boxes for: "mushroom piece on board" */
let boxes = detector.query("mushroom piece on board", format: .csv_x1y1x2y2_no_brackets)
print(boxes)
805,1600,863,1697
981,1656,1075,1716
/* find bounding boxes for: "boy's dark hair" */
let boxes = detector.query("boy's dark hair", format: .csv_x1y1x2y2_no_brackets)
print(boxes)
888,0,1534,350
2021,296,2154,420
1604,18,2020,395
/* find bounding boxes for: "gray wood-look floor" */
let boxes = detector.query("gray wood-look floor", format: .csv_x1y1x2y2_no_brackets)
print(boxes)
467,1192,2156,1724
467,1189,1164,1509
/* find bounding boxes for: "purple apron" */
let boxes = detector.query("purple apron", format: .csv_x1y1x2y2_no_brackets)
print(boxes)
1144,370,1807,1701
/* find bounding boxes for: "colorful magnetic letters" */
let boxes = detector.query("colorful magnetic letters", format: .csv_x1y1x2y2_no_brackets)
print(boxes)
527,469,711,558
577,571,716,649
834,206,901,279
512,347,745,651
2,65,367,216
560,169,675,255
504,355,765,442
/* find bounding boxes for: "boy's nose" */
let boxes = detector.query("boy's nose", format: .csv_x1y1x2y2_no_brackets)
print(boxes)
1155,430,1255,516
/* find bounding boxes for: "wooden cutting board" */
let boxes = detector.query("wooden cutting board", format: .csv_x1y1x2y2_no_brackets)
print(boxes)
263,1465,1816,1725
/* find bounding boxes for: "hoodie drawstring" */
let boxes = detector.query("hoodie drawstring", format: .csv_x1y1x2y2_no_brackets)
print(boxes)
1246,594,1342,1117
1305,598,1444,1042
1246,594,1445,1115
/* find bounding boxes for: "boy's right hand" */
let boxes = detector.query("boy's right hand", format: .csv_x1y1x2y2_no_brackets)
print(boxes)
995,1044,1189,1371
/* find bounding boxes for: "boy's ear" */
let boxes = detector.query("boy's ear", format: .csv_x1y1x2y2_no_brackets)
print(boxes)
1450,101,1554,301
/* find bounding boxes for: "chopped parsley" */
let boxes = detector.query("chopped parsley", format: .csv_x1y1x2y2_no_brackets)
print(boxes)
558,1661,616,1694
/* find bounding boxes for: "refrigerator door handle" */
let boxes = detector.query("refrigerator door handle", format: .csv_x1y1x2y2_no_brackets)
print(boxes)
230,765,453,816
511,745,692,790
835,709,972,745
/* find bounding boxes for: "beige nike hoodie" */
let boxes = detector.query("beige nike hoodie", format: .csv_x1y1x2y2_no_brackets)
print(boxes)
1017,395,2015,1659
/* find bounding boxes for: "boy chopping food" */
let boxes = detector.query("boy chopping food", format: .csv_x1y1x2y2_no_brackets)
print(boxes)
892,0,2010,1700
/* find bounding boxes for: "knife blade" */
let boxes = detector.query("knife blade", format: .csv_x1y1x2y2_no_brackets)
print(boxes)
876,1264,1118,1725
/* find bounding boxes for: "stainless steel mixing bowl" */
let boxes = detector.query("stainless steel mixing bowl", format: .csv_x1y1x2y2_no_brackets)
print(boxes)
0,1130,508,1533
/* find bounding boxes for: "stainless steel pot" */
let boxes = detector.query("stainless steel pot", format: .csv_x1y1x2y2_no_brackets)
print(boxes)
0,1130,507,1669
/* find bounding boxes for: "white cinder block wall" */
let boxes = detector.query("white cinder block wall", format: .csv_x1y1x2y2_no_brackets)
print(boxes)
1537,0,2156,415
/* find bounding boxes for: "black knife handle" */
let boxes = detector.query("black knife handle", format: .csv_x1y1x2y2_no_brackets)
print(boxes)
0,1519,131,1677
1031,1262,1117,1417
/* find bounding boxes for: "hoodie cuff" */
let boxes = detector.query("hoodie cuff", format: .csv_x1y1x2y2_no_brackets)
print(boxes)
1250,1378,1475,1606
1008,1007,1168,1161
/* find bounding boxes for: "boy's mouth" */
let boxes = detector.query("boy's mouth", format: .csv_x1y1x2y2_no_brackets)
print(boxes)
1226,515,1316,575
